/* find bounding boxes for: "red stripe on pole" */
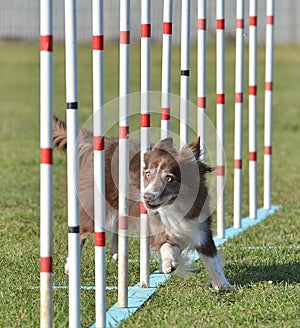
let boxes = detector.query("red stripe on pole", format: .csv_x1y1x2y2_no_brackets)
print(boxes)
120,31,130,44
249,151,257,161
249,85,257,95
265,82,273,91
141,24,151,38
93,35,104,50
163,22,172,35
198,97,206,108
161,107,170,120
140,202,147,214
95,232,105,247
216,19,225,30
140,113,150,127
264,146,272,155
40,257,53,273
267,15,274,25
198,19,206,30
234,159,242,169
235,92,243,103
249,16,257,26
217,94,225,105
236,19,244,29
217,165,225,176
40,148,53,164
119,126,129,139
119,216,128,230
40,35,53,51
94,136,105,151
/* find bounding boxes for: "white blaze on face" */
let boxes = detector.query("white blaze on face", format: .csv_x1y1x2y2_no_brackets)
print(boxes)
143,163,164,198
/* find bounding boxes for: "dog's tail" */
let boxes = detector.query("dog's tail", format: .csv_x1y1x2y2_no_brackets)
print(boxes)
53,114,68,151
53,114,93,165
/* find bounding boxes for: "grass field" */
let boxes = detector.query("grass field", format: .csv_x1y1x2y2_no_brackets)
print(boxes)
0,40,299,327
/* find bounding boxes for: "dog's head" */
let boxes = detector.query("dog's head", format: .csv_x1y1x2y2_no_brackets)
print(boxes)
143,137,212,212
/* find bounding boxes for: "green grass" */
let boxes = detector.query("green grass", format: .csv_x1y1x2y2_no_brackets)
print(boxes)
0,40,299,327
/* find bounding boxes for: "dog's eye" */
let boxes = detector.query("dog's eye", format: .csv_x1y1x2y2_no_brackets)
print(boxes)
165,175,174,184
144,171,151,179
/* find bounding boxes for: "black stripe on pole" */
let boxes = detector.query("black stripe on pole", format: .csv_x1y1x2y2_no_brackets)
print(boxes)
180,70,190,76
68,226,80,233
67,102,78,109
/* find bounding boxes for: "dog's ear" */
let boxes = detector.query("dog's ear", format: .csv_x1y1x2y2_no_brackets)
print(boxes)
179,137,213,174
184,136,201,160
143,151,149,168
152,137,174,152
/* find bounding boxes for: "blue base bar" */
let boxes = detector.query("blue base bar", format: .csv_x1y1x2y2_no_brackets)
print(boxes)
189,205,281,262
216,205,281,245
91,205,281,328
104,272,171,327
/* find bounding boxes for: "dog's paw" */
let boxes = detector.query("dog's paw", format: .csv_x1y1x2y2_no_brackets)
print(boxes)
162,259,178,274
64,258,69,275
209,281,235,292
112,253,118,261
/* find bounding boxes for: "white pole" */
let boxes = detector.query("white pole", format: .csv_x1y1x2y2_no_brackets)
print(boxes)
92,0,106,326
264,0,275,210
234,0,245,229
197,0,206,161
180,0,191,148
64,0,81,325
118,0,130,308
161,0,173,140
140,0,151,289
40,0,53,326
249,0,258,219
216,0,226,239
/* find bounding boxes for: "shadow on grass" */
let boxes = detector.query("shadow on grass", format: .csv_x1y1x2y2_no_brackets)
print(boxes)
228,262,300,286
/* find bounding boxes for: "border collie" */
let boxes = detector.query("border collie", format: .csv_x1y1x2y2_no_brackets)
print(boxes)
53,115,233,291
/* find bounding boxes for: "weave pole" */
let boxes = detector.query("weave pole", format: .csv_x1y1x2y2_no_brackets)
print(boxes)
161,0,173,140
180,0,191,148
216,0,226,239
64,0,81,325
264,0,275,210
249,0,258,219
118,0,130,308
140,0,151,289
197,0,206,161
40,0,53,326
233,0,245,229
92,0,106,326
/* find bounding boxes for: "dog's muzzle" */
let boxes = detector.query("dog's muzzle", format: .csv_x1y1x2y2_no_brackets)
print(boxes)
143,192,162,210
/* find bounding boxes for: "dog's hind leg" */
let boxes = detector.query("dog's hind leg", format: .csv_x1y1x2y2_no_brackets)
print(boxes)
159,242,181,274
64,235,88,274
109,215,119,261
110,232,118,261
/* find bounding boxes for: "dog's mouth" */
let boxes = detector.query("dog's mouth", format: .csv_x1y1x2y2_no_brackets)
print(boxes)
144,201,162,210
144,195,177,211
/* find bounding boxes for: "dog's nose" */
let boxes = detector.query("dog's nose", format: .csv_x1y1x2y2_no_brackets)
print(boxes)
143,192,154,203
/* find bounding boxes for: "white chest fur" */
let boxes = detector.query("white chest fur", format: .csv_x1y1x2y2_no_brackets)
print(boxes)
158,205,207,251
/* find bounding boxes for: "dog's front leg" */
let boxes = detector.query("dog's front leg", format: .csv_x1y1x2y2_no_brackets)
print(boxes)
199,251,234,291
160,243,181,274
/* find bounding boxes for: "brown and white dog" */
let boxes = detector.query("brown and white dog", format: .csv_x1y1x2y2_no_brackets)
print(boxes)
53,115,233,291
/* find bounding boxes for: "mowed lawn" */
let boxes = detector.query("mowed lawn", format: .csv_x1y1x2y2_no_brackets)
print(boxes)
0,40,299,327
